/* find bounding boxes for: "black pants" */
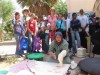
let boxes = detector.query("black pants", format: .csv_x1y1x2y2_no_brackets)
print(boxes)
62,30,66,39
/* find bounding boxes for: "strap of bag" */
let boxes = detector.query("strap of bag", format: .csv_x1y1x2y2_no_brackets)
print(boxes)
59,20,62,29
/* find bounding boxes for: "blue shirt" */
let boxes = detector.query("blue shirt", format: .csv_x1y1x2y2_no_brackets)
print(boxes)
56,19,66,30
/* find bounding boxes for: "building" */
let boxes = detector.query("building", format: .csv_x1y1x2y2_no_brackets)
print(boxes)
93,0,100,17
66,0,96,13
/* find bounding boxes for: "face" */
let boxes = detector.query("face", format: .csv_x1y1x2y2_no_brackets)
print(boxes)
64,15,68,19
15,14,20,20
55,35,62,43
80,10,84,15
44,20,48,23
30,13,34,19
58,14,62,20
73,14,77,19
50,9,55,15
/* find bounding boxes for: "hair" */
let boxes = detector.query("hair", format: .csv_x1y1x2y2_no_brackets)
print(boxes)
30,13,35,18
72,13,77,17
15,12,19,16
58,13,63,17
80,9,84,12
50,7,55,12
64,13,68,16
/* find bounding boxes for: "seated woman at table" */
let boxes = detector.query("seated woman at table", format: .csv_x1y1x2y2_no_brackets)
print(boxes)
46,32,72,66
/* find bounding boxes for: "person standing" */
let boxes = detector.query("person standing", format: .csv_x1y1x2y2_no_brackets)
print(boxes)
89,13,96,36
56,13,66,39
41,17,51,53
12,12,25,57
27,13,37,52
77,9,90,53
48,7,57,41
22,9,30,37
64,14,72,50
70,13,81,55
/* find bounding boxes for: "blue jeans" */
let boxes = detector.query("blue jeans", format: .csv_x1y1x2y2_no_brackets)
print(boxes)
28,32,34,51
45,33,49,53
14,33,23,55
71,30,81,53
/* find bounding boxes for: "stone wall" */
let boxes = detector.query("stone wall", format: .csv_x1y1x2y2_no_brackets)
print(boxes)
94,0,100,17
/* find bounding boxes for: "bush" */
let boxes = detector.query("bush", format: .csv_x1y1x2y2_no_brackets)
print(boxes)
3,20,14,40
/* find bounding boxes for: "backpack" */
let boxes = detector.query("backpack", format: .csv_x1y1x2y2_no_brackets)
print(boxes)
33,37,41,51
20,37,28,50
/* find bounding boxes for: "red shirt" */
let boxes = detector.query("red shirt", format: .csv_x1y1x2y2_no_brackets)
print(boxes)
29,20,36,33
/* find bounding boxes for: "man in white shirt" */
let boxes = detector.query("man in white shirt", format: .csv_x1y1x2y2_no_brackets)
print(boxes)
77,9,90,53
77,9,89,32
64,14,72,50
41,17,51,53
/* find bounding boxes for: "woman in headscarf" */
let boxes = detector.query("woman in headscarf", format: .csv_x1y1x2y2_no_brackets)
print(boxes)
46,32,72,66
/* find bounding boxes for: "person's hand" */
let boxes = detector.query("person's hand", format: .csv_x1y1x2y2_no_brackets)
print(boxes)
33,33,36,38
52,54,56,60
18,44,20,51
66,32,68,36
81,27,85,31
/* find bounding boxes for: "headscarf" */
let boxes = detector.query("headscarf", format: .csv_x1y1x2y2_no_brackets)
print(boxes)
55,32,63,45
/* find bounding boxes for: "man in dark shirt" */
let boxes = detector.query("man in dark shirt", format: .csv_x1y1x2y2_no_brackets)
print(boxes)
70,13,81,55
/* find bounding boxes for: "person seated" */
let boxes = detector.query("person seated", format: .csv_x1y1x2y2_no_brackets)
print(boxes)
46,32,72,67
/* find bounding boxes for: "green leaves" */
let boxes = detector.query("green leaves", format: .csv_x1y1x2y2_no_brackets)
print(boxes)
0,0,14,21
54,1,67,14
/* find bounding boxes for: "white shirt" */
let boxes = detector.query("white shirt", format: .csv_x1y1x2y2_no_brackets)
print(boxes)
41,22,50,33
65,18,71,31
77,15,89,32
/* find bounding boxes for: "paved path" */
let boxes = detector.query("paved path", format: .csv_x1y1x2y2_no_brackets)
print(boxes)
0,41,16,55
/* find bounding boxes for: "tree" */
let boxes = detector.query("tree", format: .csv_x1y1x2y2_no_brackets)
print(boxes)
16,0,58,16
0,0,14,22
53,0,67,14
0,0,14,40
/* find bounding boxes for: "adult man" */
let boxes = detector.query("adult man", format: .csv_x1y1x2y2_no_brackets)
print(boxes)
64,14,72,50
70,13,81,55
47,32,71,66
77,9,90,53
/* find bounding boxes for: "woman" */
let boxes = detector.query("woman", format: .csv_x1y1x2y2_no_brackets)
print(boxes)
56,13,66,39
12,12,24,57
27,13,37,52
48,7,57,41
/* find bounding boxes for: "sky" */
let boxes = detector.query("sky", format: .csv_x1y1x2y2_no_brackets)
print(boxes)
10,0,23,15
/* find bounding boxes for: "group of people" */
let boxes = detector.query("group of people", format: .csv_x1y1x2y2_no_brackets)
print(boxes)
12,7,100,64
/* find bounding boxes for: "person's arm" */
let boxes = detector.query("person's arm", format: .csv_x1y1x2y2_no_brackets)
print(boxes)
78,20,81,28
61,41,69,54
48,42,56,59
85,16,89,29
45,23,51,30
34,20,37,37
